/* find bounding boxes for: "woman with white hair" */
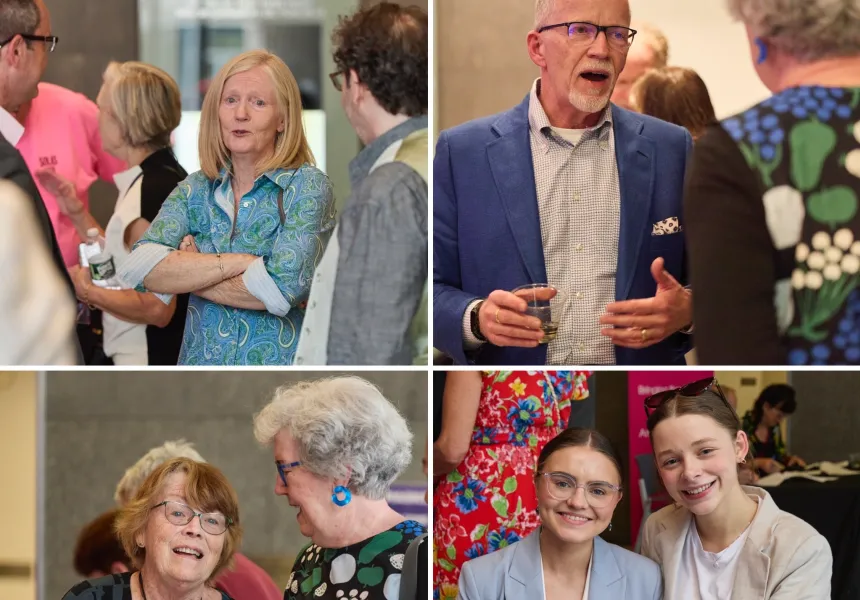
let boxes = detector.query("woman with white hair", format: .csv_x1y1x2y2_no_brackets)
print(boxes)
120,49,335,366
685,0,860,365
253,376,426,600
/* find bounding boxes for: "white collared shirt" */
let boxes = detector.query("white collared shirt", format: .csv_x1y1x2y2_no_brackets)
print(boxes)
0,104,25,145
539,547,593,600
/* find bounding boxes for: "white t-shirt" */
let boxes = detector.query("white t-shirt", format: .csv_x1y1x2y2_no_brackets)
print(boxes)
539,548,593,600
676,499,760,600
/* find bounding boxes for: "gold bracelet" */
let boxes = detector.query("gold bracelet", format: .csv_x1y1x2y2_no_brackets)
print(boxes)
217,252,225,278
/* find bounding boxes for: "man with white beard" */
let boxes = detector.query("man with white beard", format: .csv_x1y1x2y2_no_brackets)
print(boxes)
434,0,695,366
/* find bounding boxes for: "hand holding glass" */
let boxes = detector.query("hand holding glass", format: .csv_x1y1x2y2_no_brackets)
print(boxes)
512,284,566,344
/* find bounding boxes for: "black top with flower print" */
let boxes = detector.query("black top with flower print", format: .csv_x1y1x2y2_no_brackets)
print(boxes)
61,572,233,599
685,86,860,365
284,520,426,600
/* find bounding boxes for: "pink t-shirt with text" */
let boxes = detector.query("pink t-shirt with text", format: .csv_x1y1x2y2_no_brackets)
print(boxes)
16,82,126,266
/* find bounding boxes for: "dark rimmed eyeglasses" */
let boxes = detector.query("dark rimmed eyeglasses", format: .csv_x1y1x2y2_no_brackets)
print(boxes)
329,71,346,92
152,500,232,535
0,34,59,53
537,21,636,50
276,460,302,487
643,377,733,417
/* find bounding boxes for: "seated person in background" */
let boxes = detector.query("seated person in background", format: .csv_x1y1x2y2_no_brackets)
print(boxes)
741,384,806,475
121,49,335,366
629,67,717,140
611,22,669,110
73,509,131,579
63,458,239,600
115,440,282,600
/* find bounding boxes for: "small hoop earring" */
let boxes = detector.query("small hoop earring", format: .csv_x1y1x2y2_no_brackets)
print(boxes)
332,485,352,507
755,37,768,64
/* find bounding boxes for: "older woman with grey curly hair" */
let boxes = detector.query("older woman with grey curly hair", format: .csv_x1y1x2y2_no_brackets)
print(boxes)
253,376,426,600
685,0,860,366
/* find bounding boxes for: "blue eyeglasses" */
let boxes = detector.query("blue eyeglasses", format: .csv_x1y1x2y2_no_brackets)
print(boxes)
276,460,302,486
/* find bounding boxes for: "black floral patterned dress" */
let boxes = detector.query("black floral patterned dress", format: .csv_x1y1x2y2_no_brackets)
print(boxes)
284,520,426,600
685,85,860,364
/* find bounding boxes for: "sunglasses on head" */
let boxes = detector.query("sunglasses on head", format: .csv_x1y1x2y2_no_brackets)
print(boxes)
643,377,732,417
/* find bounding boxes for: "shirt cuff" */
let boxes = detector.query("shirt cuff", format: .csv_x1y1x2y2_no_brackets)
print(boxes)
462,299,485,350
242,256,291,317
119,243,174,305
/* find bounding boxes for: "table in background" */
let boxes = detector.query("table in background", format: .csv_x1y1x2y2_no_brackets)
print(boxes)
764,477,860,600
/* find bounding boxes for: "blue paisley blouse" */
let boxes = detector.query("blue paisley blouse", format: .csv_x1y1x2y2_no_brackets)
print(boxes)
122,164,335,365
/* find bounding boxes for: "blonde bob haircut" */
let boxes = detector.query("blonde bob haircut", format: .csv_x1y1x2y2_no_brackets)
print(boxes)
114,457,242,583
198,49,315,180
101,61,181,149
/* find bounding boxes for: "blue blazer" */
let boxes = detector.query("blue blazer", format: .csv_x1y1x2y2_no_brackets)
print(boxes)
458,531,662,600
433,95,693,365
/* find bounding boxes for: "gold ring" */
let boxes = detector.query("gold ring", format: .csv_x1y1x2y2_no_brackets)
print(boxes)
495,308,502,324
641,328,648,342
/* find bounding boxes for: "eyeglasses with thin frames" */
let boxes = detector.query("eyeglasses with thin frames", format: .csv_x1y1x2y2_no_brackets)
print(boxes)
0,34,59,53
642,377,734,418
276,460,302,487
329,71,345,92
537,471,622,508
152,500,232,535
537,21,636,50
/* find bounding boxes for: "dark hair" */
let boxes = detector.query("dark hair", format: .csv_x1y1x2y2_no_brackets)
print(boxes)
537,428,624,485
646,389,753,464
332,2,427,117
752,384,797,426
630,67,717,140
0,0,40,43
73,509,130,577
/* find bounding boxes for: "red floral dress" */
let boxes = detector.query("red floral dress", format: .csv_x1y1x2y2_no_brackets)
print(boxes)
432,371,591,599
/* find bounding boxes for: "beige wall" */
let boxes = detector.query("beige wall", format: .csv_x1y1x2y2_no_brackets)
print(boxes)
435,0,771,132
0,372,38,600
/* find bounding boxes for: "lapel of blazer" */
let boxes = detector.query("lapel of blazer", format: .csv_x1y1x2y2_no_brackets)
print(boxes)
486,95,548,284
588,536,625,600
506,530,546,600
653,505,691,599
612,105,656,301
733,487,775,600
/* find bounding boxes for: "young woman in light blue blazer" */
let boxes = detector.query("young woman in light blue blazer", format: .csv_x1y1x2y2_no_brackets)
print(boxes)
457,428,662,600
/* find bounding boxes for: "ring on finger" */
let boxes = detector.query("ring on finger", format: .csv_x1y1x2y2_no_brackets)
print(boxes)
495,307,502,324
641,328,648,342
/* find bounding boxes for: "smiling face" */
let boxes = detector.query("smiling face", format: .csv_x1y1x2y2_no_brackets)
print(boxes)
136,472,225,586
536,445,622,544
273,429,339,545
529,0,631,119
218,66,284,164
651,414,748,516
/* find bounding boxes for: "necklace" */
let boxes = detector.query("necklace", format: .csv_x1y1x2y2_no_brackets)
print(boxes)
138,571,148,600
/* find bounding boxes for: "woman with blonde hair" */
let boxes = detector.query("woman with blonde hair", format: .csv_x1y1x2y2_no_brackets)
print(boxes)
62,457,242,599
630,67,717,140
121,50,336,365
38,61,189,365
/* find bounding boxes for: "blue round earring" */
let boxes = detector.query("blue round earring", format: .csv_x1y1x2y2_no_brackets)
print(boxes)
754,37,768,64
332,485,352,507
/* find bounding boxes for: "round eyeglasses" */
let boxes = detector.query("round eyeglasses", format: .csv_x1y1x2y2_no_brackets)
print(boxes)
538,472,622,508
153,500,232,535
537,21,636,50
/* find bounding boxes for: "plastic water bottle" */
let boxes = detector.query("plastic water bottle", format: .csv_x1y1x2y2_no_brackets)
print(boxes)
78,228,117,288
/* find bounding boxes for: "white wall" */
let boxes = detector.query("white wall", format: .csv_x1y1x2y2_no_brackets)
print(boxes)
629,0,771,118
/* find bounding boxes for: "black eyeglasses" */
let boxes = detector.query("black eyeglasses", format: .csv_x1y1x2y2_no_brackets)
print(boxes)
0,34,59,53
643,377,733,417
537,21,636,50
329,71,346,92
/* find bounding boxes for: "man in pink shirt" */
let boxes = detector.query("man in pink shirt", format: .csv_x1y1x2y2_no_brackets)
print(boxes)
15,81,126,266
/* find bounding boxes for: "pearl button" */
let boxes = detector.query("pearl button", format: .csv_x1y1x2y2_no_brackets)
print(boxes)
575,243,583,251
599,141,608,150
243,201,250,207
575,292,583,299
579,343,586,351
573,193,581,201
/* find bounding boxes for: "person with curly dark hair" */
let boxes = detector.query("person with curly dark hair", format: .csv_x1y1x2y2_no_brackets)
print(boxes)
295,2,428,367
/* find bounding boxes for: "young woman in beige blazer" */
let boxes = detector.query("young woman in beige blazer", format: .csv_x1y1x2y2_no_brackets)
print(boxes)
640,379,832,600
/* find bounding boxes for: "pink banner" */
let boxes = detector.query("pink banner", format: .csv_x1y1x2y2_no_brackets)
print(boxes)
627,370,713,546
